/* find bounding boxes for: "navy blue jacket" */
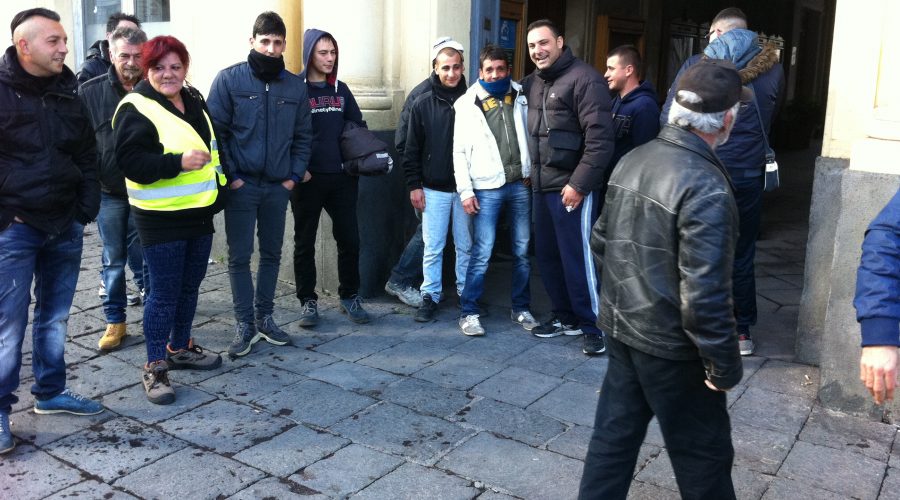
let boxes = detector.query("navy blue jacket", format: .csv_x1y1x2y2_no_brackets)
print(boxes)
80,64,130,197
610,80,659,169
0,46,99,234
207,59,313,183
855,189,900,346
661,44,784,178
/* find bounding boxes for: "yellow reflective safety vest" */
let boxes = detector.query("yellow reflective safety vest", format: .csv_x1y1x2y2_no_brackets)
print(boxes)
113,93,225,211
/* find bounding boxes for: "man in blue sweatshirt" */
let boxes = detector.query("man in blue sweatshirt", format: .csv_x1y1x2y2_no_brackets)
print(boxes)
604,44,659,171
208,12,313,358
291,28,371,325
856,189,900,406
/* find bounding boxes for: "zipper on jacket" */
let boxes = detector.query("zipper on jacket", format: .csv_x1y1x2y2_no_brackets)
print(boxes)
499,99,513,167
264,82,269,173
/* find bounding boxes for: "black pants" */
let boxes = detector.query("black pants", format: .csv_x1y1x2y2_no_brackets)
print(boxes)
579,337,736,500
290,172,360,301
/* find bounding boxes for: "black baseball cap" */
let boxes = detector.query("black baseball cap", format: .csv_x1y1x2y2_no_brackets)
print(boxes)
675,59,753,113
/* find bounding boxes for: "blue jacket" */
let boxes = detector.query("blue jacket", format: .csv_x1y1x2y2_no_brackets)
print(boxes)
610,80,659,169
855,188,900,346
207,59,313,183
661,32,784,178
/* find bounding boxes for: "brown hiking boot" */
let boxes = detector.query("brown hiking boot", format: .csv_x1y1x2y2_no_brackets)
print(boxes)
166,339,222,371
142,360,175,405
98,323,126,351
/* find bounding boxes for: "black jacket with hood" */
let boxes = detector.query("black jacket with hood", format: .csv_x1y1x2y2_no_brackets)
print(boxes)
591,125,742,390
0,46,99,235
77,39,111,86
300,28,364,175
79,63,130,197
403,72,467,192
522,46,614,194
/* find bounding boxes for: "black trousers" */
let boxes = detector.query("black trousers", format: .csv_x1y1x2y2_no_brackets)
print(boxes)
290,172,360,301
579,337,736,500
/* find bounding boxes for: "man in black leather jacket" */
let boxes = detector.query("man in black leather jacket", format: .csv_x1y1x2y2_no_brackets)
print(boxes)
579,60,746,500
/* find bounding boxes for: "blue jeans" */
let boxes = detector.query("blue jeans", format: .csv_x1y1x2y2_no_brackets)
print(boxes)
460,181,531,315
421,188,472,302
97,193,143,323
389,210,423,288
0,220,84,413
225,180,292,324
142,235,212,364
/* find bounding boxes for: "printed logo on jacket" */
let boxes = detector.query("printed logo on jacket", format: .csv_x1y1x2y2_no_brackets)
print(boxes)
309,95,345,114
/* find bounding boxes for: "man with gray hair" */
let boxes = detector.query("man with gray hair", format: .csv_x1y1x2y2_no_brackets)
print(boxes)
80,26,148,352
580,59,747,499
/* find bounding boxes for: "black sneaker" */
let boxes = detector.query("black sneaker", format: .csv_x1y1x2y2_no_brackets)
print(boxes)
256,315,292,345
340,295,371,324
532,318,582,338
415,295,438,322
298,299,319,327
583,334,606,355
228,321,260,357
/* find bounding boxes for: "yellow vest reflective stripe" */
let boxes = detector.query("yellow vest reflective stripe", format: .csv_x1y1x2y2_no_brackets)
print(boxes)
113,93,225,211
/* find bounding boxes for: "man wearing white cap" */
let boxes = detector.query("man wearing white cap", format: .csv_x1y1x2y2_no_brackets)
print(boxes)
403,37,470,322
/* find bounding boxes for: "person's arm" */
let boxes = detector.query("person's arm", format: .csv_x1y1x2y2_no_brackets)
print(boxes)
566,75,614,196
290,82,313,184
677,190,742,390
452,99,477,212
629,98,661,148
114,104,184,184
403,101,426,210
855,189,900,404
206,70,237,183
342,84,365,127
73,99,100,223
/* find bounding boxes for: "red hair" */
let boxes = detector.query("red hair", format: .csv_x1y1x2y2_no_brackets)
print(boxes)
140,35,190,76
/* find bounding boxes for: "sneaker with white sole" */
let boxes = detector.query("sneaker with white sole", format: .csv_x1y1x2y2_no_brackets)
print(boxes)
738,333,755,356
583,334,606,355
511,310,539,331
458,314,485,336
33,388,104,415
384,281,423,308
531,318,582,338
1,411,14,454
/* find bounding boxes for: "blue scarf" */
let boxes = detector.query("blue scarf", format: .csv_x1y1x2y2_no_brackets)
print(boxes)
704,28,761,70
479,76,511,97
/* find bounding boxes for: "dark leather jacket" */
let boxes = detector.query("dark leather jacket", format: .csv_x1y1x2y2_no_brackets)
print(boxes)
591,125,742,389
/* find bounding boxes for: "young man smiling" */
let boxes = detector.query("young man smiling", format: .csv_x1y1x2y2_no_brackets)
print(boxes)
208,11,313,357
453,44,535,336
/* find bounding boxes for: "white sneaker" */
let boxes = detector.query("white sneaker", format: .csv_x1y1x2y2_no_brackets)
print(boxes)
458,314,485,336
511,310,539,330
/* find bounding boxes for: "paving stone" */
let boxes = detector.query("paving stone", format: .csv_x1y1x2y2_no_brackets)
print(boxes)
880,467,900,500
507,342,587,377
414,353,505,390
778,440,885,499
777,274,804,287
731,423,795,474
729,387,812,436
755,275,801,291
232,425,349,477
196,363,305,404
357,341,450,375
44,417,188,481
473,366,562,408
114,447,265,498
564,356,608,385
529,380,600,427
289,444,404,497
726,383,750,407
632,449,770,497
305,360,401,397
314,332,404,361
63,353,141,399
9,405,113,447
378,377,472,417
546,424,593,460
798,406,897,462
44,480,139,499
157,399,294,455
748,359,819,400
330,402,473,463
626,480,678,499
255,344,339,375
892,435,900,468
633,449,677,491
761,477,850,500
0,445,85,499
253,378,376,427
643,418,665,447
102,381,218,424
404,322,474,350
450,329,537,363
452,397,566,446
732,466,774,500
355,462,478,499
437,432,583,500
230,477,329,499
476,490,520,500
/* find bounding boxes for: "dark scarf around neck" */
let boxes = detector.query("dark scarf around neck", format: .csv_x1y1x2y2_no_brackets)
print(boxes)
247,50,285,82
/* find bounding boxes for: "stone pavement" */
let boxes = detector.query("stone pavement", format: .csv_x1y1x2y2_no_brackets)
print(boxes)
3,144,900,499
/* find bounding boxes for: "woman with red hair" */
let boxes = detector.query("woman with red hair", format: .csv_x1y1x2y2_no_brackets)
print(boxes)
114,35,225,405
